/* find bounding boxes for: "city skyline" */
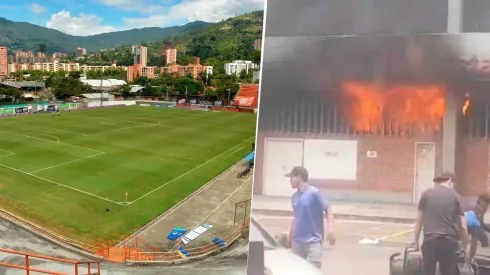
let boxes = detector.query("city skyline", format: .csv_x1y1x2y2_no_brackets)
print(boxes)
0,0,264,36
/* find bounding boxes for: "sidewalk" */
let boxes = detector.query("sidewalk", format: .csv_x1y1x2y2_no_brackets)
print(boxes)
252,195,490,224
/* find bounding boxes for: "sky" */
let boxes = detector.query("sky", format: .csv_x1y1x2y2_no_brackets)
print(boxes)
0,0,264,36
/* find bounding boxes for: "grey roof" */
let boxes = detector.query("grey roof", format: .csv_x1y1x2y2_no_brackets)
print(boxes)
0,81,45,88
80,93,112,99
129,85,144,93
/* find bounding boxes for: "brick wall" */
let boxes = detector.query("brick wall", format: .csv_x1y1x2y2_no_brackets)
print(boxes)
253,132,489,198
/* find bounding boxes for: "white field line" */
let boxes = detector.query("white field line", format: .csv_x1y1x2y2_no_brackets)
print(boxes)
29,151,105,174
53,128,87,137
0,131,103,154
228,146,245,156
0,163,122,206
169,176,253,251
0,148,15,156
126,137,255,205
23,133,60,143
119,159,248,246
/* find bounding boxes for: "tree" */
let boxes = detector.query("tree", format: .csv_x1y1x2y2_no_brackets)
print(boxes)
0,87,23,103
213,74,240,99
69,71,82,79
51,77,91,99
251,50,261,64
172,77,204,95
204,88,217,98
176,55,196,66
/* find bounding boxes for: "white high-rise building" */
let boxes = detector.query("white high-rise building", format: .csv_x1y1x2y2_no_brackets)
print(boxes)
224,60,258,75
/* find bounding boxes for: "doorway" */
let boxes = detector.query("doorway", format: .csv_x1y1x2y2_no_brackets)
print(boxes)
413,142,436,204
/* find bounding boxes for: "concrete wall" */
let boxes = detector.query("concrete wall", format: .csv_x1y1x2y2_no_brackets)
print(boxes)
87,100,136,108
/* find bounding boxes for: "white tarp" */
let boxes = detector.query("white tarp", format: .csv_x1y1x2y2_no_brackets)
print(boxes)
181,224,213,245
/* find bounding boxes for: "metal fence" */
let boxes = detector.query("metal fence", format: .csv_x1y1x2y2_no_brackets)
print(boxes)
234,199,251,226
265,99,443,137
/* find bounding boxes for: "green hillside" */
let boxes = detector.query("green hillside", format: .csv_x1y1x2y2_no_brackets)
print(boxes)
0,17,209,53
66,11,264,71
144,11,263,72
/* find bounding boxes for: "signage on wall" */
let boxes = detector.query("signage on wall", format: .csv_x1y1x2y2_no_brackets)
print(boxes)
303,139,358,180
367,150,377,158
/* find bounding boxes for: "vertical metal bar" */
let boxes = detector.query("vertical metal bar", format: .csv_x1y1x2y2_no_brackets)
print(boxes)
301,99,305,132
281,110,285,133
320,103,325,134
75,263,79,275
388,118,392,136
234,203,237,226
25,255,29,275
88,263,91,275
333,106,338,134
294,102,298,132
313,102,320,133
486,102,489,139
98,263,101,275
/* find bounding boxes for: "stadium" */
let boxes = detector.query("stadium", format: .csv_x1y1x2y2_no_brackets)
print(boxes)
0,85,258,274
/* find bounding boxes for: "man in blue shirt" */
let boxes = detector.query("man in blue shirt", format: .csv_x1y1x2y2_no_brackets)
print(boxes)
285,166,336,269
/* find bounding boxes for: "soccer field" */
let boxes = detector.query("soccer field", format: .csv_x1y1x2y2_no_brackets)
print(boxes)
0,106,256,244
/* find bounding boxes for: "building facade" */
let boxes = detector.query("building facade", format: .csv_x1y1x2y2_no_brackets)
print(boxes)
163,56,213,78
253,39,262,50
224,60,258,75
0,47,7,78
76,48,87,58
165,48,177,64
132,45,148,67
254,0,490,203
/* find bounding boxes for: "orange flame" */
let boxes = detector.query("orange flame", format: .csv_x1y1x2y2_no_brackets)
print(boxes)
342,82,446,133
462,94,470,115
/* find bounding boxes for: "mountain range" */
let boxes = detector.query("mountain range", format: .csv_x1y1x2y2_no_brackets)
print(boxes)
0,17,210,53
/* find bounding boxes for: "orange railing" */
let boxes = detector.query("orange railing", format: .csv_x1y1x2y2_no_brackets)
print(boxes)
0,248,101,275
125,218,250,262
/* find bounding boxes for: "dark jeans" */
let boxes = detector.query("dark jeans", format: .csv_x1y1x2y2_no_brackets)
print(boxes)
421,237,459,275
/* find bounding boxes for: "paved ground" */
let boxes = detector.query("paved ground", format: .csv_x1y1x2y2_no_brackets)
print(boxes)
0,218,247,275
126,160,252,250
254,215,414,274
252,195,490,223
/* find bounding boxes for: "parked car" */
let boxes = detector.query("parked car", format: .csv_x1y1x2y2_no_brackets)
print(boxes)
249,217,322,275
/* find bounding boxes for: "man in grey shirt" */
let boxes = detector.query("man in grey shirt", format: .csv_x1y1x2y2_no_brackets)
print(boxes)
413,172,469,275
285,166,336,269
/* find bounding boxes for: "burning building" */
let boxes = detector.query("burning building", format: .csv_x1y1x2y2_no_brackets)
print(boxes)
253,33,490,204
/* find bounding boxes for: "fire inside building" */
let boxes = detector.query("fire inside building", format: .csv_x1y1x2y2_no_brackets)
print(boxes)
253,33,490,204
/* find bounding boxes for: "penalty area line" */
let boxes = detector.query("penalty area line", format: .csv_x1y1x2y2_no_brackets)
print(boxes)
0,163,123,206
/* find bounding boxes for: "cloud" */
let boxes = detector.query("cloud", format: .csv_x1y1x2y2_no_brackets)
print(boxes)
92,0,164,13
122,0,264,28
46,10,117,36
28,4,47,14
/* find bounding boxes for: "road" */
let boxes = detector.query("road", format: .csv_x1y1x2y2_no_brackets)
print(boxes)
254,215,414,275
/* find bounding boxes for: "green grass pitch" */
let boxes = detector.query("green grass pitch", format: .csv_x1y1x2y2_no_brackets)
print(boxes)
0,106,257,243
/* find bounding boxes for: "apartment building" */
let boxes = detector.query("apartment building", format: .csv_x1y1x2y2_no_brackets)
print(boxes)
253,39,262,50
163,57,213,79
132,45,148,67
126,64,154,82
0,47,7,78
80,63,117,73
224,60,258,75
76,48,87,58
165,48,177,64
53,52,69,59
